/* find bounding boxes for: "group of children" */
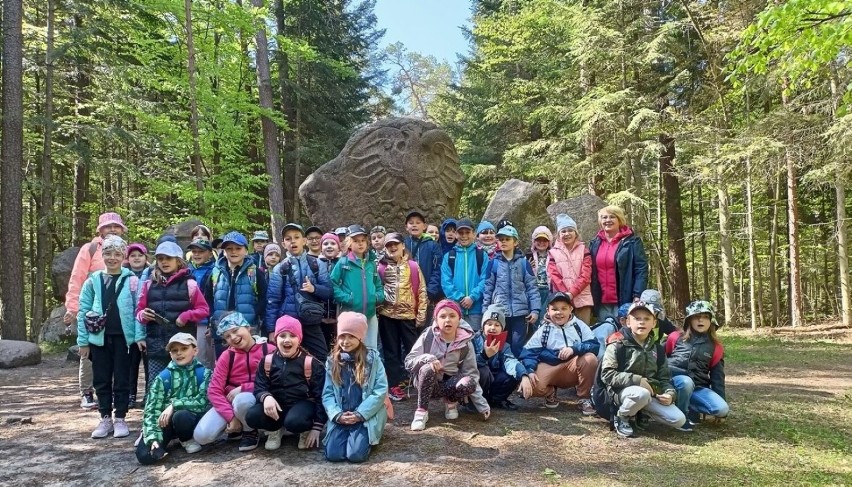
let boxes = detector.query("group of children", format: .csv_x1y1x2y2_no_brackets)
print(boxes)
72,208,730,465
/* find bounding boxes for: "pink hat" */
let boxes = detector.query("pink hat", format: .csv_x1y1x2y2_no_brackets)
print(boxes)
337,312,368,342
321,233,340,246
274,315,303,342
264,243,282,259
434,299,462,321
96,212,127,232
127,242,148,255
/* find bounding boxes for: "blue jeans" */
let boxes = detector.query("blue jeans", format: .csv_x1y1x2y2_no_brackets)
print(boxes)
465,313,483,332
505,315,528,357
536,287,549,328
325,423,371,463
671,375,729,418
596,304,619,323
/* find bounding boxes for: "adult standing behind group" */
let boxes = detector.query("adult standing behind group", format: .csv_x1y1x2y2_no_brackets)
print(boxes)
588,205,648,322
64,212,129,409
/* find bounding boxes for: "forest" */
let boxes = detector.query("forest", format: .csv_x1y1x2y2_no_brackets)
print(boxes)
0,0,850,341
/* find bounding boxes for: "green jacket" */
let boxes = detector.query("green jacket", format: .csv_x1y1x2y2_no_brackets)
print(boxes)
142,359,211,446
600,327,676,399
330,250,384,318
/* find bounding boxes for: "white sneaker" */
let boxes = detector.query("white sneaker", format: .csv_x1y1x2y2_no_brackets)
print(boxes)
113,418,130,438
265,429,283,450
445,403,459,420
297,432,310,450
80,392,97,410
91,416,113,439
133,431,143,447
181,439,203,454
411,409,429,431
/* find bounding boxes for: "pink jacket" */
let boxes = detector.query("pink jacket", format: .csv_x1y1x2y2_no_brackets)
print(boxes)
547,241,593,308
208,341,272,422
65,237,105,315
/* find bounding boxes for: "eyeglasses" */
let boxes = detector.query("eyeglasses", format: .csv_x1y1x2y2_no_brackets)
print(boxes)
306,236,322,242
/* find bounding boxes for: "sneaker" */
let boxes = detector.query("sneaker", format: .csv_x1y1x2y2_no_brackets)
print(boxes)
677,420,696,432
113,418,130,438
495,400,519,411
238,430,260,452
91,416,113,439
578,399,596,416
445,402,459,420
613,415,634,438
632,412,651,431
226,431,242,442
134,431,143,447
297,432,311,450
182,439,203,453
265,429,283,450
544,389,559,409
411,409,429,431
128,394,137,409
81,392,97,410
388,386,407,402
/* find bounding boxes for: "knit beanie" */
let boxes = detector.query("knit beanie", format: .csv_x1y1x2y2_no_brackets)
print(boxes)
337,312,368,342
434,299,462,320
476,221,496,235
274,315,303,341
482,304,506,329
264,243,282,259
556,214,578,232
321,233,341,246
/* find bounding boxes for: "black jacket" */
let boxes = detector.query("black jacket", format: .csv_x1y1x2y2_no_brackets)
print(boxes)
254,349,328,429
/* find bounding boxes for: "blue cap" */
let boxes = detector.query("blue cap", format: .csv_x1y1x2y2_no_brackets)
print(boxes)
618,303,632,319
556,214,578,232
496,225,519,240
220,231,248,248
154,241,183,258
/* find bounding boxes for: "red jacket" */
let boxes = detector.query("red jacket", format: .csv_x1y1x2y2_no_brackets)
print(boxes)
593,226,633,304
208,341,272,422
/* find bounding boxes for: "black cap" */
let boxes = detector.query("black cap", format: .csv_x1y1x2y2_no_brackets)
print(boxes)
496,219,514,230
405,210,426,223
456,218,475,231
305,226,323,236
347,224,367,237
547,292,573,306
281,223,305,236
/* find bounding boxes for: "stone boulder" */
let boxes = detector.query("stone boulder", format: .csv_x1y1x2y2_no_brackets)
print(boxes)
481,179,551,242
39,305,73,343
0,340,42,369
51,247,81,302
299,117,465,230
547,193,607,242
163,219,205,250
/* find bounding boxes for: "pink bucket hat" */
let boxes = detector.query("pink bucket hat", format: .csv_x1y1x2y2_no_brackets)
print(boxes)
96,212,127,232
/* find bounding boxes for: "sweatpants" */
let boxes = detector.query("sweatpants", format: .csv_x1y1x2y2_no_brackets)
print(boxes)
478,365,520,404
245,399,315,433
505,315,528,357
90,335,131,419
193,392,257,445
531,354,598,399
378,316,418,387
616,385,686,428
324,423,371,463
128,343,149,400
196,325,215,370
596,304,619,323
671,375,730,418
301,323,329,363
414,365,478,410
79,356,93,396
135,410,202,465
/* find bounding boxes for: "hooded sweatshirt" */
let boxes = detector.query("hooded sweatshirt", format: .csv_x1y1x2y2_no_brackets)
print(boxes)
208,339,273,422
439,218,458,255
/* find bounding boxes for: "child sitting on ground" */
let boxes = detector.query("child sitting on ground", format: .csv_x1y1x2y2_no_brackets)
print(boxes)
322,312,389,463
404,299,490,431
518,292,598,415
472,305,525,410
136,333,211,465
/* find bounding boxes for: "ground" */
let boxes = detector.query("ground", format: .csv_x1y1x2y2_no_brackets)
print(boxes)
1,326,850,487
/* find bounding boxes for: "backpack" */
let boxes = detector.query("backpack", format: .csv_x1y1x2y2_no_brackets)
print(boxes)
264,350,315,388
664,331,723,368
88,241,99,259
198,265,220,308
447,247,487,279
378,259,422,310
161,362,207,397
422,328,470,366
225,342,271,388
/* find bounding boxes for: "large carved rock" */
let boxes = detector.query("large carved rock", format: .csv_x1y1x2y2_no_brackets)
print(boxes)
299,117,464,230
0,340,42,369
547,193,607,242
39,305,73,343
481,179,551,242
163,219,205,250
51,247,81,302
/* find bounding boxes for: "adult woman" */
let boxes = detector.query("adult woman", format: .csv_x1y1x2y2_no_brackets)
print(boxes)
547,214,593,325
588,205,648,322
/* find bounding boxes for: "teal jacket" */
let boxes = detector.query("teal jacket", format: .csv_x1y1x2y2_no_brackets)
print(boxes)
77,268,142,348
330,250,384,318
321,348,388,446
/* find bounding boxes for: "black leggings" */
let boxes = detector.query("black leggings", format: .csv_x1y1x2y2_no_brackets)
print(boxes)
245,399,315,433
129,343,148,399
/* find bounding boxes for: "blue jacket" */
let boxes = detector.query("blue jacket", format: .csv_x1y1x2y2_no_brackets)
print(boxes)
189,259,218,326
482,251,541,318
519,316,599,374
77,268,142,348
588,230,648,310
439,218,457,254
321,348,388,446
265,253,333,333
440,243,491,316
404,234,443,301
212,259,267,329
472,332,526,378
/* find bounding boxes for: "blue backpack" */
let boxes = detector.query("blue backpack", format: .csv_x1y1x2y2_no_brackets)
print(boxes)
159,363,206,396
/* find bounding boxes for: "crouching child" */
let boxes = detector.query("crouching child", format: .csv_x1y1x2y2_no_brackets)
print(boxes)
472,305,524,410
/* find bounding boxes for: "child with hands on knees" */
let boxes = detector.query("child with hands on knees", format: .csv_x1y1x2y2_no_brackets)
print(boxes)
136,333,211,465
245,316,327,451
322,312,389,463
472,305,525,410
404,299,490,431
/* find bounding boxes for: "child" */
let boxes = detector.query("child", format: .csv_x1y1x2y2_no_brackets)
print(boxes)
593,303,632,360
330,225,384,349
263,243,282,274
246,316,327,451
403,211,444,308
125,242,150,407
441,218,490,331
193,312,272,451
426,225,440,241
136,333,211,464
482,225,540,356
249,230,270,267
319,233,342,348
78,236,141,439
369,225,387,254
136,241,210,385
548,214,593,326
476,221,499,259
666,300,728,430
404,299,490,431
518,292,598,414
640,289,680,339
600,301,686,438
439,218,457,255
322,312,389,463
377,232,428,401
187,238,219,370
527,226,552,328
472,305,525,410
125,243,149,278
185,224,217,261
305,226,324,257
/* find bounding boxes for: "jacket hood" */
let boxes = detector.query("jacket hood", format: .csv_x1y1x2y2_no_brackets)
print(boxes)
431,319,474,352
495,249,526,263
440,218,458,253
529,226,553,254
596,225,634,243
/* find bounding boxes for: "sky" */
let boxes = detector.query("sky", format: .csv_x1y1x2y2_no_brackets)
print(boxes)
373,0,473,65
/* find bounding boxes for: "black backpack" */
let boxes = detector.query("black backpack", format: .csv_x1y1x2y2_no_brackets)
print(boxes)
591,341,627,423
447,247,487,278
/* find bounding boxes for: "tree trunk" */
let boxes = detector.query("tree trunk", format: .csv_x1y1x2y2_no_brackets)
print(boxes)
274,0,297,221
659,134,690,315
252,0,286,236
698,184,710,298
184,0,204,213
781,90,805,327
1,0,27,340
717,171,737,326
745,156,764,330
71,14,92,246
829,70,851,327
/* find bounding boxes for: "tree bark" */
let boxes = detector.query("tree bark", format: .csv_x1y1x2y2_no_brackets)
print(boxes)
781,89,805,328
71,14,91,246
698,184,710,298
717,171,737,326
829,70,851,327
659,134,690,315
745,156,764,330
184,0,204,213
274,0,297,222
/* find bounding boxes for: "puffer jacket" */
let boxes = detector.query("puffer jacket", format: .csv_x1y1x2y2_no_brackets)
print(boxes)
254,349,328,432
404,320,489,414
589,226,648,310
189,259,218,326
142,358,211,446
265,253,332,333
665,332,725,398
472,332,526,378
322,348,388,446
482,250,540,317
548,240,593,308
135,268,209,358
601,327,675,398
403,234,443,301
330,250,384,318
212,259,267,328
77,268,142,348
377,254,428,324
519,316,599,373
208,340,274,423
65,236,106,315
440,243,490,316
